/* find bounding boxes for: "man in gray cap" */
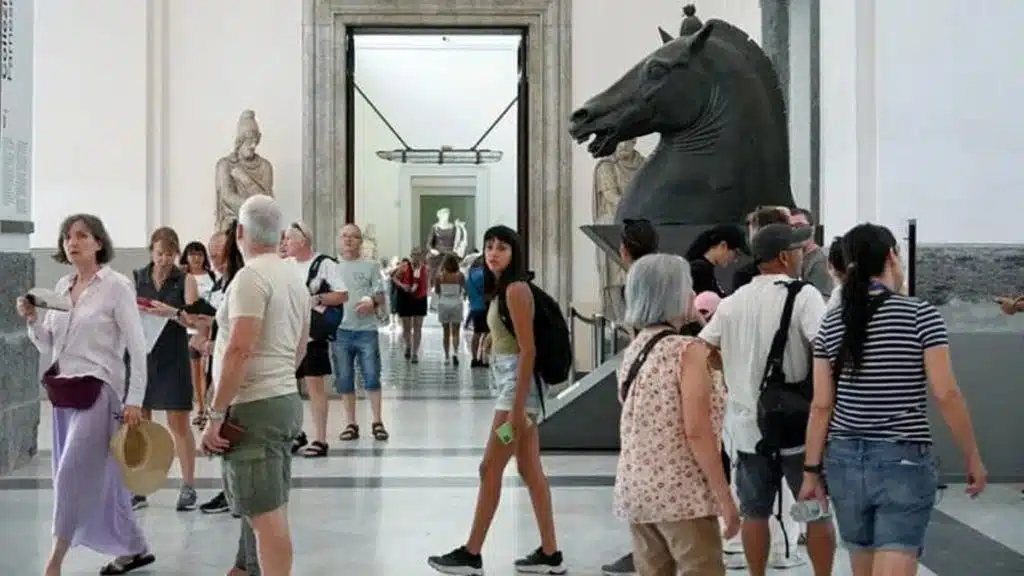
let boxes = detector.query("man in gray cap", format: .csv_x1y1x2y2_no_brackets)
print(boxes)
697,223,834,575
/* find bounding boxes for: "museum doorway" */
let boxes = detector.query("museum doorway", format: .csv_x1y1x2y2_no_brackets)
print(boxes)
344,26,529,266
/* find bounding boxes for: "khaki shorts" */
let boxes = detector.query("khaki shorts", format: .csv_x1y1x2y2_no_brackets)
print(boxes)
222,393,303,518
630,517,725,576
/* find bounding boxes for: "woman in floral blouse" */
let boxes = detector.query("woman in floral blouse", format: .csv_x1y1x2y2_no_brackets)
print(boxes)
616,253,740,575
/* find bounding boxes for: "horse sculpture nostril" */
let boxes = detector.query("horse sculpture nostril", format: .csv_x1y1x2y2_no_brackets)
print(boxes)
570,108,590,124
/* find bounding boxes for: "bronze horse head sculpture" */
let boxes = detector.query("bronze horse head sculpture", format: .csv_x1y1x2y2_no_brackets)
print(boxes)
569,8,794,226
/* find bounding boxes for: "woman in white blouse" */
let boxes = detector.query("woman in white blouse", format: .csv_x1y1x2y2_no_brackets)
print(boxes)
17,214,159,575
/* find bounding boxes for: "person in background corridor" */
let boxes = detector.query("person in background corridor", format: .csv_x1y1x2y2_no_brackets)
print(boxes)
19,213,155,576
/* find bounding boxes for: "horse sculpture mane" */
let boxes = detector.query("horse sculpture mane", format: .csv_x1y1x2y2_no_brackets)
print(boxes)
570,6,794,226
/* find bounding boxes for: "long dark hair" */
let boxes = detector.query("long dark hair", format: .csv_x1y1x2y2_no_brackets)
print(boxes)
482,225,527,298
827,236,845,273
180,241,212,272
222,220,245,287
683,224,745,261
837,223,898,373
621,218,658,261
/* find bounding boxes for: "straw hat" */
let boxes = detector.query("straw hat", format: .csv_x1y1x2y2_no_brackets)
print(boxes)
109,421,175,496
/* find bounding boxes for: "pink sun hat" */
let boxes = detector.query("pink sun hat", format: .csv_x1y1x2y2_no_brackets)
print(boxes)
694,291,722,319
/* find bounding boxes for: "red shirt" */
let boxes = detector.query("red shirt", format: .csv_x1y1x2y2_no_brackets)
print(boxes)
398,264,429,299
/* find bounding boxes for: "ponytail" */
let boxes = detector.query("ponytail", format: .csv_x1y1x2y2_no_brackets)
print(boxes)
836,262,871,376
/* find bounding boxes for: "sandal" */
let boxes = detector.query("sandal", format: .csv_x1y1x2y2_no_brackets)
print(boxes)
291,431,309,455
339,424,360,441
99,553,155,574
372,422,390,441
302,441,329,458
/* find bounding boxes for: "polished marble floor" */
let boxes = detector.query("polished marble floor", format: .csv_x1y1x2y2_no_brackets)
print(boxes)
2,326,1023,575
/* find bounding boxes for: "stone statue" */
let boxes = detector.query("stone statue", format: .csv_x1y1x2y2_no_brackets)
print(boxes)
361,223,379,260
426,207,456,278
215,110,275,230
453,218,469,258
594,139,645,314
569,5,794,228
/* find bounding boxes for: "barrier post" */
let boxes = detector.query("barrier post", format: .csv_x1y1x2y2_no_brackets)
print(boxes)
593,314,606,367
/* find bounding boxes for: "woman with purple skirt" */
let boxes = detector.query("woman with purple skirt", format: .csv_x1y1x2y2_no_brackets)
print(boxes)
17,214,156,575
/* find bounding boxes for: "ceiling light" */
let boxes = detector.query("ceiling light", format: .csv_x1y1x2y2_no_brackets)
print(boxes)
375,148,503,165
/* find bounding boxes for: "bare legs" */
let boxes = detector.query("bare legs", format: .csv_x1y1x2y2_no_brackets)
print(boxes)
249,506,293,576
44,538,71,576
450,322,461,360
465,412,558,555
400,317,412,356
741,519,833,576
189,357,207,420
442,323,461,362
411,316,424,359
847,550,919,576
305,376,329,444
165,411,196,487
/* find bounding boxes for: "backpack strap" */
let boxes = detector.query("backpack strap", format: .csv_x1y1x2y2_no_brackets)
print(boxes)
619,329,676,402
760,280,807,391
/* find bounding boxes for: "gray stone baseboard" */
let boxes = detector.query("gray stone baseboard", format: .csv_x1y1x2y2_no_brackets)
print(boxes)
0,253,40,475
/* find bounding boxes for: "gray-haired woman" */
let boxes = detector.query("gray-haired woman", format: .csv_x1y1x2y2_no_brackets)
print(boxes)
615,254,740,575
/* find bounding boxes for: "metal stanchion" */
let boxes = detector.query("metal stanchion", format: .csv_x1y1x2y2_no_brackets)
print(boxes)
608,322,621,355
906,218,917,297
592,313,606,367
567,305,578,383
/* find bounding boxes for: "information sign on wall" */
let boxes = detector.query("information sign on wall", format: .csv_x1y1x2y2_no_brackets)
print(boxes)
0,0,33,224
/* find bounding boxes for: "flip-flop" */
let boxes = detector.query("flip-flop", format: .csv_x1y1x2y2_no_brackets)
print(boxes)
99,553,155,575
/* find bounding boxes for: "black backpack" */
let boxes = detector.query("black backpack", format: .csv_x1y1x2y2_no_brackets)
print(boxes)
755,280,814,456
497,277,572,414
307,254,343,341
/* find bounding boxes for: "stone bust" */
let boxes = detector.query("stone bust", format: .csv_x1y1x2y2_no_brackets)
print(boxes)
215,110,275,230
593,138,645,316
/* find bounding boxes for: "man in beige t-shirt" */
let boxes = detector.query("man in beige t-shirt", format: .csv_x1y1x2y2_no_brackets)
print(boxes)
202,194,309,576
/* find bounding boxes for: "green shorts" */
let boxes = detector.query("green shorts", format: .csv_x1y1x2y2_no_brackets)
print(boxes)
221,393,303,517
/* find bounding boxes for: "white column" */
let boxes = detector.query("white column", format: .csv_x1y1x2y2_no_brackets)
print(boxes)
146,0,168,232
788,0,812,211
819,0,877,239
0,0,34,252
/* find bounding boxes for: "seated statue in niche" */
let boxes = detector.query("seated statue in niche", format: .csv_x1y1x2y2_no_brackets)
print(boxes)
215,110,275,231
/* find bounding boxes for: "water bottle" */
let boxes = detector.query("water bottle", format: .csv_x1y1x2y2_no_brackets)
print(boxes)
790,500,830,523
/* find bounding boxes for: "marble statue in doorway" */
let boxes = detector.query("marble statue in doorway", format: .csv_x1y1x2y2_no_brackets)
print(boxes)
361,223,379,260
593,138,645,316
453,218,469,258
215,110,275,230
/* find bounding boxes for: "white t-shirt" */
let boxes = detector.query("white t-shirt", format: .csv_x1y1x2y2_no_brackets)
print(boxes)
698,274,826,455
212,253,310,405
290,254,347,296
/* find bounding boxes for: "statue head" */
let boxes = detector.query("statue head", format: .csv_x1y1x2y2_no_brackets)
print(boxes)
234,110,262,161
613,139,638,161
568,21,715,158
436,208,451,224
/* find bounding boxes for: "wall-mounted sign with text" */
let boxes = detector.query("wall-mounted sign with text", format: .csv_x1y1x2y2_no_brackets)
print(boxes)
0,0,33,225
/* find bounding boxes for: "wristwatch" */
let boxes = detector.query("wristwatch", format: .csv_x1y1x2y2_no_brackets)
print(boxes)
207,409,227,423
803,463,824,474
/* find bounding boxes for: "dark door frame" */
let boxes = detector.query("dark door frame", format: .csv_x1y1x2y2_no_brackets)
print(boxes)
344,26,530,261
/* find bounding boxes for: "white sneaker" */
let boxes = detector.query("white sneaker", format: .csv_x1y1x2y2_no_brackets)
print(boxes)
770,548,808,569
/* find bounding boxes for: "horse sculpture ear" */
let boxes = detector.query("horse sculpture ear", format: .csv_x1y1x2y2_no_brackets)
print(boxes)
658,26,674,44
687,22,715,53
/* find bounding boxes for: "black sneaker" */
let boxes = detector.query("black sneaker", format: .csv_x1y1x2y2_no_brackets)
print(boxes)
175,485,198,511
130,495,148,511
514,547,566,574
427,546,483,575
602,552,635,575
199,491,231,514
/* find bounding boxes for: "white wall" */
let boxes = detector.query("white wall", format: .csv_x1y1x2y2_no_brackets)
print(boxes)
820,0,1024,244
31,0,302,249
570,0,762,306
164,0,303,247
353,35,519,259
875,0,1024,243
32,0,149,248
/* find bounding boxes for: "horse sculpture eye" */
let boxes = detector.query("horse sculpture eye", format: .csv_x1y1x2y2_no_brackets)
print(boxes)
646,61,670,80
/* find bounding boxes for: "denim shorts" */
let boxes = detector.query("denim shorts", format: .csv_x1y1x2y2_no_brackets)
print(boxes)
330,329,381,393
735,451,828,521
824,438,938,556
491,353,543,415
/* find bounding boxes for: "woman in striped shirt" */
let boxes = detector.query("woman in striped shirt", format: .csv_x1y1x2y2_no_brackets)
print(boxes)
800,223,986,576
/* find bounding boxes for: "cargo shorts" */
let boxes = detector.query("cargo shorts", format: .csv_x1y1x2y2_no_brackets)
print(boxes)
221,393,303,517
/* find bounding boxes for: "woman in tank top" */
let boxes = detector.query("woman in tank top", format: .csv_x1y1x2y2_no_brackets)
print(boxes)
434,252,465,365
180,240,217,428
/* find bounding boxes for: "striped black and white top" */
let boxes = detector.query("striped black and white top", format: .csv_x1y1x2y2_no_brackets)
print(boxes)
813,293,949,443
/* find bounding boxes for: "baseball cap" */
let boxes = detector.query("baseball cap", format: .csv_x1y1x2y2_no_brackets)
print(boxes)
694,291,722,319
750,223,812,264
